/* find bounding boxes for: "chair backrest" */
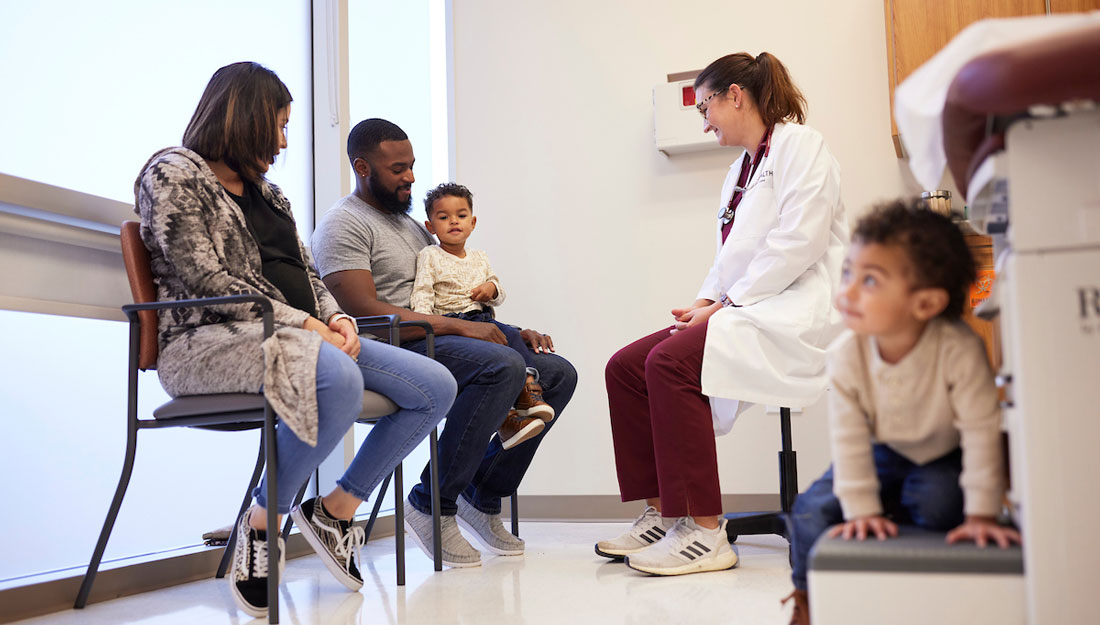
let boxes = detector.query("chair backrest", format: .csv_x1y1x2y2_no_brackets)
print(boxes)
120,221,160,370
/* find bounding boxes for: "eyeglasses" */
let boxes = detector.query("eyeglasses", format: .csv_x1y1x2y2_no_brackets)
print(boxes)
695,85,731,119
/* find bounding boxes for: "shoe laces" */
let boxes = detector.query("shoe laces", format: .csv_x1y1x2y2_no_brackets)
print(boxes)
524,380,545,402
629,506,664,535
661,518,706,552
250,535,270,578
333,524,365,572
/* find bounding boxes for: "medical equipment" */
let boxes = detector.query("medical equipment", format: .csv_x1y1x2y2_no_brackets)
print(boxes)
653,78,724,156
940,20,1100,625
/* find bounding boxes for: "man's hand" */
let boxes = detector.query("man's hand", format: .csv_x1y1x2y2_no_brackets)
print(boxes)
521,329,555,353
827,515,898,541
946,516,1021,549
329,316,361,360
453,319,508,344
470,282,498,303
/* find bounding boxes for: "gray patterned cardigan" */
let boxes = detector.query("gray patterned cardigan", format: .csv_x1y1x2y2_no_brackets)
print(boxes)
135,147,343,446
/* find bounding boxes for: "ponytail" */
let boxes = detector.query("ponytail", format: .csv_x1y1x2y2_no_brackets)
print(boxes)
694,52,806,127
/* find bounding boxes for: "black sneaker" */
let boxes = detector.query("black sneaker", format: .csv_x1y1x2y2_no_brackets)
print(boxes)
229,509,284,618
291,496,365,590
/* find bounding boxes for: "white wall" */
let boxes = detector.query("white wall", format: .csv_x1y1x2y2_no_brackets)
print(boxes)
451,0,923,498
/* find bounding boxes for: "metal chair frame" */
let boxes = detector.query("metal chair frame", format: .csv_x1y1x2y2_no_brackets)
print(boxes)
75,294,282,620
724,407,798,544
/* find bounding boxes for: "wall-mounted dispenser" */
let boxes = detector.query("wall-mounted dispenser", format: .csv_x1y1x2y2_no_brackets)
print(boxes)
653,72,721,156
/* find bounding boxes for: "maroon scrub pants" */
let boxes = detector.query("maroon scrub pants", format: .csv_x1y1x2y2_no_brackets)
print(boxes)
605,321,722,517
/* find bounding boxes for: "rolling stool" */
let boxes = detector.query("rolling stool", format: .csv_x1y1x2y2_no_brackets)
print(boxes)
724,407,797,546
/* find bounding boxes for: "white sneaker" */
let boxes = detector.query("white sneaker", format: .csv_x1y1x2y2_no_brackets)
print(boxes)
594,506,676,560
624,517,738,576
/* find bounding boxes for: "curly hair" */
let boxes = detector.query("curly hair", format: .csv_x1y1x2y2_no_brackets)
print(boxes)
424,182,474,216
853,198,976,320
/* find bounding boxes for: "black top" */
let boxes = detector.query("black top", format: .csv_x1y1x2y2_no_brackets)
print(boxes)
228,181,318,318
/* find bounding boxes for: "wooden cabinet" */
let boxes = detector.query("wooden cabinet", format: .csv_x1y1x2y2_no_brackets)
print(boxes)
883,0,1100,157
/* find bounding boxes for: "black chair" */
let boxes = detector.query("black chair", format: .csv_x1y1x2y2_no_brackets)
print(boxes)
724,407,798,544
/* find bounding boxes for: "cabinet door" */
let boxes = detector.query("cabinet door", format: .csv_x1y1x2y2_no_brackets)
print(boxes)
884,0,1046,156
1050,0,1100,11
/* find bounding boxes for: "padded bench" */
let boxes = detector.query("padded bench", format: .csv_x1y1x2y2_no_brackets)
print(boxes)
808,527,1024,625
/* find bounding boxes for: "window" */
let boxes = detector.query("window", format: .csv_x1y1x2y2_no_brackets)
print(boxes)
0,0,313,582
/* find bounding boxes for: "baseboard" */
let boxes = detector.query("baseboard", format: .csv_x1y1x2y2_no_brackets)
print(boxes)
0,493,780,623
501,494,780,522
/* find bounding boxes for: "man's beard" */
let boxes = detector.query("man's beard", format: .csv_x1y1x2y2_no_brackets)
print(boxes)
369,171,412,214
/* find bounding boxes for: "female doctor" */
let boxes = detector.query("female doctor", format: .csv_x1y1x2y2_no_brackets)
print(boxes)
596,52,849,576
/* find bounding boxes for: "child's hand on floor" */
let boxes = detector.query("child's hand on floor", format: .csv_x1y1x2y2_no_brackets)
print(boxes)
827,515,898,541
945,516,1021,549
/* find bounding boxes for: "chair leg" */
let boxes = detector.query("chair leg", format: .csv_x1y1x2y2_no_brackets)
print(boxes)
778,407,798,514
394,463,405,586
263,404,279,625
74,427,139,609
510,492,520,538
280,480,309,539
217,436,267,579
429,427,442,572
363,473,392,541
724,407,798,545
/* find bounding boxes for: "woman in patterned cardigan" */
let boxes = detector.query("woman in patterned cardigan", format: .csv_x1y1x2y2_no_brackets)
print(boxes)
136,62,456,617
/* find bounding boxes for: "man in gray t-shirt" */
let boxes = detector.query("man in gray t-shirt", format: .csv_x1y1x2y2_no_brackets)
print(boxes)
312,192,434,308
310,118,576,570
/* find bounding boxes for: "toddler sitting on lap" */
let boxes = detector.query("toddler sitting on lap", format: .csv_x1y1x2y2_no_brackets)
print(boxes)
411,183,554,449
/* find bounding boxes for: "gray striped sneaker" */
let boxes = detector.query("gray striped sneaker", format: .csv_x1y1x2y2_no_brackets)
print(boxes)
594,506,676,560
624,517,738,576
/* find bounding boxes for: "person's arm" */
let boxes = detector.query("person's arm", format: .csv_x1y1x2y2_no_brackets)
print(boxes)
322,268,506,344
409,248,440,315
471,251,505,306
942,327,1020,548
723,129,842,307
827,342,883,521
826,345,898,541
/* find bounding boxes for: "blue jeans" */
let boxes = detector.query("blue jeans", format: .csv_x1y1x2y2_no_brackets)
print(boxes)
447,310,537,371
787,444,964,590
403,335,578,515
255,338,457,513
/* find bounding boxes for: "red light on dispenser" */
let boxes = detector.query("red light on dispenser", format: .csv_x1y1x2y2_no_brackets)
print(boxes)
682,85,695,107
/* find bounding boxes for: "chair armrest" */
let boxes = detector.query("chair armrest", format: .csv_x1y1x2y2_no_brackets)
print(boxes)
396,320,436,360
352,315,436,359
354,314,400,345
122,294,275,338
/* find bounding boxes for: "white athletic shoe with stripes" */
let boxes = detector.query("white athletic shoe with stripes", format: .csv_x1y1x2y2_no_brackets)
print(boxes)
594,506,676,559
624,517,738,576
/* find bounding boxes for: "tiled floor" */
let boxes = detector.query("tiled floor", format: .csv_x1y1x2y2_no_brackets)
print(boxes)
17,523,796,624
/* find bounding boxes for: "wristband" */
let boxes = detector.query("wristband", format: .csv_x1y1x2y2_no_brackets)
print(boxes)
328,313,357,330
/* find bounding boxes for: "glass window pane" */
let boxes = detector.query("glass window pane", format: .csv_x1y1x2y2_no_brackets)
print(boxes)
0,0,315,234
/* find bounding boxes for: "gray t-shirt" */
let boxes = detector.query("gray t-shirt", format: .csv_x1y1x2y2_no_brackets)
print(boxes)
311,193,435,307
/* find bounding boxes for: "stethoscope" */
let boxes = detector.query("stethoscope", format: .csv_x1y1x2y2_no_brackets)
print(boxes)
718,150,772,224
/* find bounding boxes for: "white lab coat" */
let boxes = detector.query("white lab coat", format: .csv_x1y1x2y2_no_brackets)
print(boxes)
699,123,849,435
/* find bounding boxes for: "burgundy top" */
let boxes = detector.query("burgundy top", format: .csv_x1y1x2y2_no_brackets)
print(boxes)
721,125,773,243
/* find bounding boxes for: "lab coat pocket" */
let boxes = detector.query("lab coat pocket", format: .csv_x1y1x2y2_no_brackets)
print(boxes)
726,186,779,242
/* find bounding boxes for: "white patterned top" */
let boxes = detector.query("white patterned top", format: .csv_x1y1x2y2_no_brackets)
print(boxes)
410,245,506,315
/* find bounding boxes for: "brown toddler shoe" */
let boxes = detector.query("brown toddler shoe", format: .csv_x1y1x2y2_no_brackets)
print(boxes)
497,408,545,450
781,588,810,625
515,376,555,422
